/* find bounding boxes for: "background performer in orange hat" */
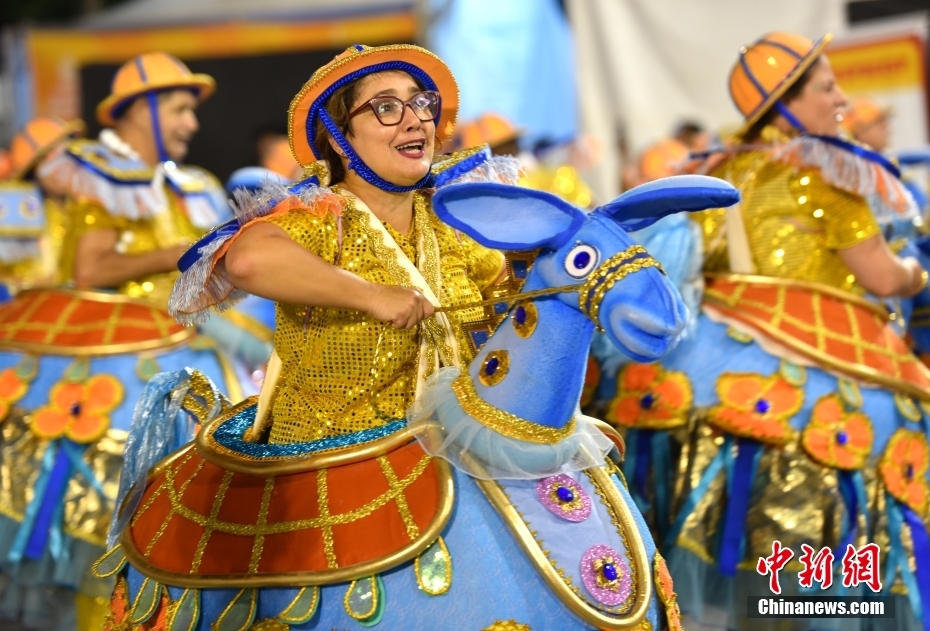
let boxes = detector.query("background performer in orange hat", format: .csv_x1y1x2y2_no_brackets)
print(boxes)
612,32,930,631
0,54,245,631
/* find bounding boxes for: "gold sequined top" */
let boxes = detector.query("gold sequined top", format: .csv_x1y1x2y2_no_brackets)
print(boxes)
265,190,504,444
59,191,204,306
696,148,881,294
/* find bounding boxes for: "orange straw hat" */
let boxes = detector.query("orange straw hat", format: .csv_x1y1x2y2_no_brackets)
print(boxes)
729,32,832,137
10,116,85,180
96,52,215,127
288,44,459,170
842,97,892,135
454,113,522,151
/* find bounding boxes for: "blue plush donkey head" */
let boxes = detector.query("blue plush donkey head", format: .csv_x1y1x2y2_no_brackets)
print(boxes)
434,175,740,362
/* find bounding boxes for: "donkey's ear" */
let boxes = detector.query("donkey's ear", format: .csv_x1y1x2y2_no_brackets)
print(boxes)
432,183,586,251
596,174,740,232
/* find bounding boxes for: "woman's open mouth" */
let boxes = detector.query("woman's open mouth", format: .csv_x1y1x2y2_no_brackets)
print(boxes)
396,140,426,158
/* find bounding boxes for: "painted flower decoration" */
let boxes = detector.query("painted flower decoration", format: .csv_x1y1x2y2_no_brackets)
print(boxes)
0,368,29,420
31,374,123,443
879,429,929,515
801,395,874,470
607,363,692,430
708,373,802,445
654,553,684,631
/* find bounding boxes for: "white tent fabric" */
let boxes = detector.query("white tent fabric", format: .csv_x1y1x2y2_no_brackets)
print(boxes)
568,0,845,201
80,0,413,28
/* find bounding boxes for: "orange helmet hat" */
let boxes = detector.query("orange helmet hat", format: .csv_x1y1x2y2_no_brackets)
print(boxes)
841,97,892,135
454,113,522,152
288,44,458,193
638,138,690,182
96,52,214,163
729,31,832,137
10,116,86,180
0,149,12,181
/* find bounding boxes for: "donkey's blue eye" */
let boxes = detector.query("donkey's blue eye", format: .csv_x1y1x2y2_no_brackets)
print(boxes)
564,244,599,278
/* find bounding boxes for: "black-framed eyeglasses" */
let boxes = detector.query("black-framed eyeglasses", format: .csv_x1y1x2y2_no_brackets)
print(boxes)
346,90,441,127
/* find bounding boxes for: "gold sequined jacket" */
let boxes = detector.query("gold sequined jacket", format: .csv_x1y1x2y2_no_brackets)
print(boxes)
696,148,881,293
263,190,504,444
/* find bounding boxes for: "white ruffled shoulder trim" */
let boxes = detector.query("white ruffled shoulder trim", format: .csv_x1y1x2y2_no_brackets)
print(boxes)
37,132,227,229
772,136,919,225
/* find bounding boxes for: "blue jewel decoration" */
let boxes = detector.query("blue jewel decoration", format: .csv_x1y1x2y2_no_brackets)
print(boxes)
556,486,575,504
907,464,915,479
639,393,655,410
836,430,849,446
485,357,499,376
602,562,618,582
515,306,527,326
69,402,82,417
754,399,771,414
573,251,591,269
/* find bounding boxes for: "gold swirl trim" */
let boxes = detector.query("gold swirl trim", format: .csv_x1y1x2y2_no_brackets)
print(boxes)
451,374,576,444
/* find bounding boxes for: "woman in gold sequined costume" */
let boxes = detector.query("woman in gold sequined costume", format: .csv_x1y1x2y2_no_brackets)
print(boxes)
91,42,705,630
601,32,930,631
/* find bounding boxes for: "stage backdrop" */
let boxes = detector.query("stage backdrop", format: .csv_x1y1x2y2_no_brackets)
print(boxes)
829,22,929,152
10,4,415,182
567,0,846,201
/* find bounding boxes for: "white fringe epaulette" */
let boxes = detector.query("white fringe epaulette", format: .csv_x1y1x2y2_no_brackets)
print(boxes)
169,179,337,325
772,136,919,225
37,136,227,229
438,154,523,187
170,152,522,326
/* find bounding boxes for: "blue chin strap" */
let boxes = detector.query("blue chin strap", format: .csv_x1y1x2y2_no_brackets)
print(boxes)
774,101,808,134
308,60,443,194
134,57,172,164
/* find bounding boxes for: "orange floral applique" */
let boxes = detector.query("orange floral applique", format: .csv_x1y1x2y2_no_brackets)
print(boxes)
880,429,930,515
707,373,803,445
801,394,873,470
607,363,692,430
654,552,684,631
0,368,29,420
31,374,123,443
